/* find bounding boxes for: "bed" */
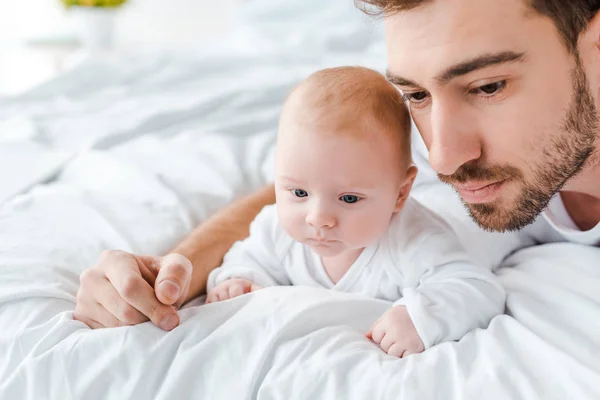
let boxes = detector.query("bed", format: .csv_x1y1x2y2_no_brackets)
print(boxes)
1,0,599,398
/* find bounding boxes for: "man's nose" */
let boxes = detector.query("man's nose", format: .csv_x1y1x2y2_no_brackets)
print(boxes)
426,101,482,176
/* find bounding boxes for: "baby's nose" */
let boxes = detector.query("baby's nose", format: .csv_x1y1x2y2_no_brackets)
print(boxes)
305,208,335,228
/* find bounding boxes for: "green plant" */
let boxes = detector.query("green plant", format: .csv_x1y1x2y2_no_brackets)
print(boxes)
61,0,127,7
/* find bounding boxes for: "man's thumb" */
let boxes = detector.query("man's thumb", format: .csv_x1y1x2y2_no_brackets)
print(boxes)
155,253,193,306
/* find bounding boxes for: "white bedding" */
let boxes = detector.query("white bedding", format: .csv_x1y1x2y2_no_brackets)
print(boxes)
1,0,599,398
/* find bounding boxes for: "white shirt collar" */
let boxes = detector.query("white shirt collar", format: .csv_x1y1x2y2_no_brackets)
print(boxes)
543,193,600,245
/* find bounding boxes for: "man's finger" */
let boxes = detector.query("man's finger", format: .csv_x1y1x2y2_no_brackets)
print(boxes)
136,255,159,287
154,254,193,306
75,316,104,329
74,298,107,329
106,263,179,331
74,285,118,328
93,302,128,328
94,277,147,325
86,319,104,329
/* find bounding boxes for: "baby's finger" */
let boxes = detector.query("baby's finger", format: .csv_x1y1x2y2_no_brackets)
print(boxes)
379,334,395,353
402,350,419,358
250,283,263,292
370,323,386,344
217,287,230,301
205,291,216,304
387,343,405,358
229,284,244,298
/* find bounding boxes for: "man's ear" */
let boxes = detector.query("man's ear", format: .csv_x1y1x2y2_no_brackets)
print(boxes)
394,165,418,212
581,9,600,98
589,9,600,51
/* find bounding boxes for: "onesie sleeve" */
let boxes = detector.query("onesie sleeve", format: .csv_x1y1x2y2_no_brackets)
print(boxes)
207,204,292,290
393,229,506,349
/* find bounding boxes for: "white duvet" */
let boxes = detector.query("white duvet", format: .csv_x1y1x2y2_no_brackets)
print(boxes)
1,0,599,398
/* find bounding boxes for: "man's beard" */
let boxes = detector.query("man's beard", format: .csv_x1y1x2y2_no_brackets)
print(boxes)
438,58,598,232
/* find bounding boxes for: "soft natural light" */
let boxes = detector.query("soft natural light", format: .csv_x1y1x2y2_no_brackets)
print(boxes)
0,0,237,96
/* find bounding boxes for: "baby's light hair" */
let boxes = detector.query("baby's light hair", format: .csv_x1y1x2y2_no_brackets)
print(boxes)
280,66,413,165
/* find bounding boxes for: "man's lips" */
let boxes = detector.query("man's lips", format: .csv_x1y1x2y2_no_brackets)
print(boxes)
453,181,501,192
452,179,508,204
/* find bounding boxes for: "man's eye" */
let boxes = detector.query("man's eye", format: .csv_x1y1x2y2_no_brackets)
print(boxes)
293,189,308,198
402,91,430,103
339,195,360,204
475,81,507,96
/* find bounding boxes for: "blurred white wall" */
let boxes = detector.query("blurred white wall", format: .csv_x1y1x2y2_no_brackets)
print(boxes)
116,0,239,49
0,1,66,41
0,0,240,95
0,0,239,47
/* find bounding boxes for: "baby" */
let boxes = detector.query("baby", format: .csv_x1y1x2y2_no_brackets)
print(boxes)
206,66,505,358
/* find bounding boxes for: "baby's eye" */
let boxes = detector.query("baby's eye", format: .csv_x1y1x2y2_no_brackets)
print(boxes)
340,194,360,204
293,189,308,198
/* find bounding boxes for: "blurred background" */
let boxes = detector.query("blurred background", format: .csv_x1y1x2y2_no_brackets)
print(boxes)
0,0,241,95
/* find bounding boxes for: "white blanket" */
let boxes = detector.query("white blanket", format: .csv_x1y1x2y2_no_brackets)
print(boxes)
1,0,599,398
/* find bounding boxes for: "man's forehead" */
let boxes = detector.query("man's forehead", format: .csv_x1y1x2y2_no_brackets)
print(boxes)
383,0,543,83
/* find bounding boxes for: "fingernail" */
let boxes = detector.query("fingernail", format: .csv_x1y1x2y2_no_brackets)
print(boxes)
159,280,180,300
160,314,178,331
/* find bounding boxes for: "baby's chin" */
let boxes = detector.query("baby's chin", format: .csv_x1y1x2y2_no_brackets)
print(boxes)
306,241,368,258
306,242,345,257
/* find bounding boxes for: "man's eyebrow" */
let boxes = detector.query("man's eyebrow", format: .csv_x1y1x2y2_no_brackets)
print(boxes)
386,71,421,88
386,51,526,89
437,51,526,84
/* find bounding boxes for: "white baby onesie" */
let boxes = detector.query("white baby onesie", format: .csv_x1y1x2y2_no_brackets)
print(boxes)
207,196,506,349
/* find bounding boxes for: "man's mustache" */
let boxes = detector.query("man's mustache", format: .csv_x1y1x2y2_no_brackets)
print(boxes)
438,162,522,184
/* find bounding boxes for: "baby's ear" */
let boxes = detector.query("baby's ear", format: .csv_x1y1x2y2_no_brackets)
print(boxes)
394,165,418,212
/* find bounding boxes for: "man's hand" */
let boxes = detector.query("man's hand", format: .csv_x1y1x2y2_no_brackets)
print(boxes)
74,250,193,330
366,306,424,358
205,278,262,304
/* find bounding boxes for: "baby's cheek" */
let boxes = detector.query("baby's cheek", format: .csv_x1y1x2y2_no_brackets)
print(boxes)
348,214,390,246
278,210,305,240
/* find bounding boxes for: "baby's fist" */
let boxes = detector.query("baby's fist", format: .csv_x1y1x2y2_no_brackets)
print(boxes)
366,306,424,358
206,278,262,304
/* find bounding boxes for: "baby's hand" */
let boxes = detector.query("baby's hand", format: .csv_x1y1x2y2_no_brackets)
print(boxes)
366,306,424,358
205,278,262,304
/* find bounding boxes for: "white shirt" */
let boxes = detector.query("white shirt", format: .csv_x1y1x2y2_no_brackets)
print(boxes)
543,194,600,246
208,197,506,349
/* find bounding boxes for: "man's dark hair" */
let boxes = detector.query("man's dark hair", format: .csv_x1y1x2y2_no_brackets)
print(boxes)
356,0,600,53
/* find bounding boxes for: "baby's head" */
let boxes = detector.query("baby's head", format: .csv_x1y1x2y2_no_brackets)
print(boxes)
275,66,416,258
